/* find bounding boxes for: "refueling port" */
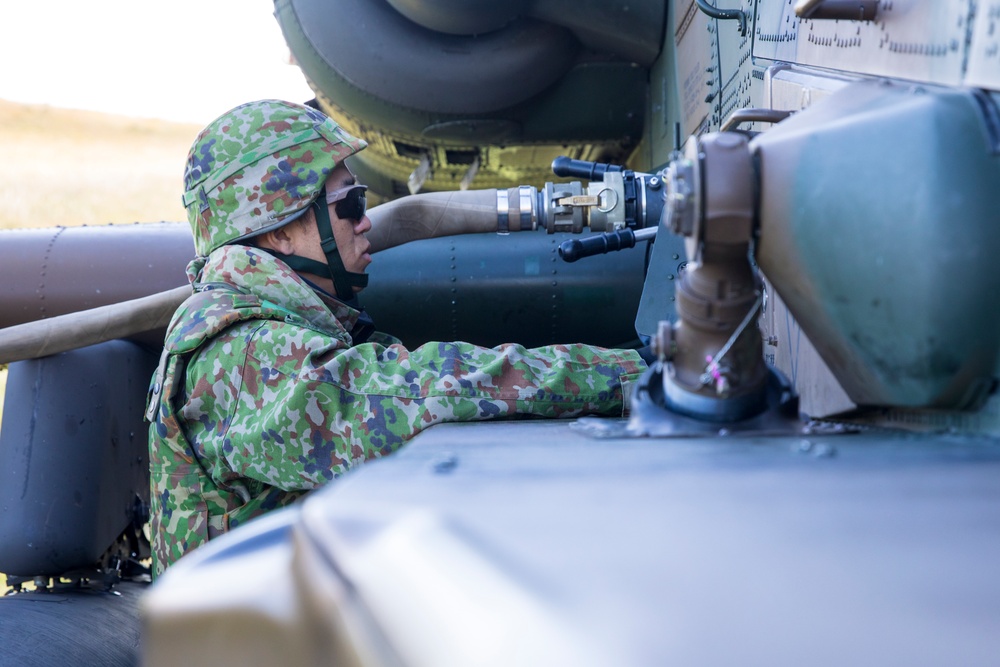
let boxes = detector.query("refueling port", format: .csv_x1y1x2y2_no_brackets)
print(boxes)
506,146,786,425
659,132,770,421
621,131,801,430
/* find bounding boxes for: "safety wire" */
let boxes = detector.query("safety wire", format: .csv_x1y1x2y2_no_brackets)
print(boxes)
700,290,764,392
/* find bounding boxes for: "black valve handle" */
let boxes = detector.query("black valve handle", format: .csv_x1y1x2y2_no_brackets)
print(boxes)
558,229,638,263
551,156,624,181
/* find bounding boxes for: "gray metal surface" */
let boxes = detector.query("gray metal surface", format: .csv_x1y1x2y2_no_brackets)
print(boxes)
300,419,1000,665
0,341,156,576
0,222,648,350
755,81,1000,409
364,232,647,348
0,223,194,347
0,581,146,667
753,2,968,86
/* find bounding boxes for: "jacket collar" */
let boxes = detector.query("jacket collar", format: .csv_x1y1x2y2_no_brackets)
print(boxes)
182,244,362,341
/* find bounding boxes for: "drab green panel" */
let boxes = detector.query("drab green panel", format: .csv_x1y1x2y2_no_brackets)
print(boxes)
757,83,1000,408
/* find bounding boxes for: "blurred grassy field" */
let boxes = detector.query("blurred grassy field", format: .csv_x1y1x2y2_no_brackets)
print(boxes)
1,100,199,590
0,97,199,421
0,99,200,230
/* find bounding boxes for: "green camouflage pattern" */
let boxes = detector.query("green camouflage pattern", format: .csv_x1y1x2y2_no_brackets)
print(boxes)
147,245,646,576
182,99,367,256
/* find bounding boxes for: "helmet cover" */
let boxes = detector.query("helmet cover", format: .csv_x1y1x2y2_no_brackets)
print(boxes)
182,99,367,256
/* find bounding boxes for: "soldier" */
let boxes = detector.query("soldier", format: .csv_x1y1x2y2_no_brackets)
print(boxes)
146,100,648,576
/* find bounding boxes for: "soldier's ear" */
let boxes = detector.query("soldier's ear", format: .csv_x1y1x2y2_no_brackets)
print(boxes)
256,226,296,255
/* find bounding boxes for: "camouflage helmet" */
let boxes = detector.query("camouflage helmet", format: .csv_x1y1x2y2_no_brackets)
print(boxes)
182,100,367,256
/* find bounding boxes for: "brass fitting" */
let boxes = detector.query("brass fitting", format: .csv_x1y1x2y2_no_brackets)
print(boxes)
660,132,769,421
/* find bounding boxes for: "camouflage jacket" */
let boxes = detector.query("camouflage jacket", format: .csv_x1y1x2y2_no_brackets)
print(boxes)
147,244,646,576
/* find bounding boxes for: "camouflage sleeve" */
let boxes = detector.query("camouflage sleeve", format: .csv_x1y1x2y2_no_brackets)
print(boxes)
214,321,646,491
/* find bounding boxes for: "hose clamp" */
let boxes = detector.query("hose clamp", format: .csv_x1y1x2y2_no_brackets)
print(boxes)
496,189,510,235
519,186,534,231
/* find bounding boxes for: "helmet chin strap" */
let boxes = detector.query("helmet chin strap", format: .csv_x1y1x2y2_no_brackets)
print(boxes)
271,187,368,303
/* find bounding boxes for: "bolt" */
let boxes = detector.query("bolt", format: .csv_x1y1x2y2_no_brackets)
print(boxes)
431,453,459,474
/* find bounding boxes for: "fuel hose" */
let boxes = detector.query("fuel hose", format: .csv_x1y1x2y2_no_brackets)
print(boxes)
0,189,514,363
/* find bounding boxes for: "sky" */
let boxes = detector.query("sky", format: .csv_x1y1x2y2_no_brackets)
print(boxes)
0,0,315,124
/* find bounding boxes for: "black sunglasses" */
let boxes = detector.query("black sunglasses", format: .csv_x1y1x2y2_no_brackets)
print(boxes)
325,184,368,221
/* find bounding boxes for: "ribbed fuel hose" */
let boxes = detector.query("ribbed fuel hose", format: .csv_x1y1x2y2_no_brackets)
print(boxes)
0,286,192,365
0,189,509,363
366,188,500,253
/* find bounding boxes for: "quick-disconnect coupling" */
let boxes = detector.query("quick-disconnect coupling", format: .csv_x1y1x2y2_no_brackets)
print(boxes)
514,156,665,235
495,180,617,234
